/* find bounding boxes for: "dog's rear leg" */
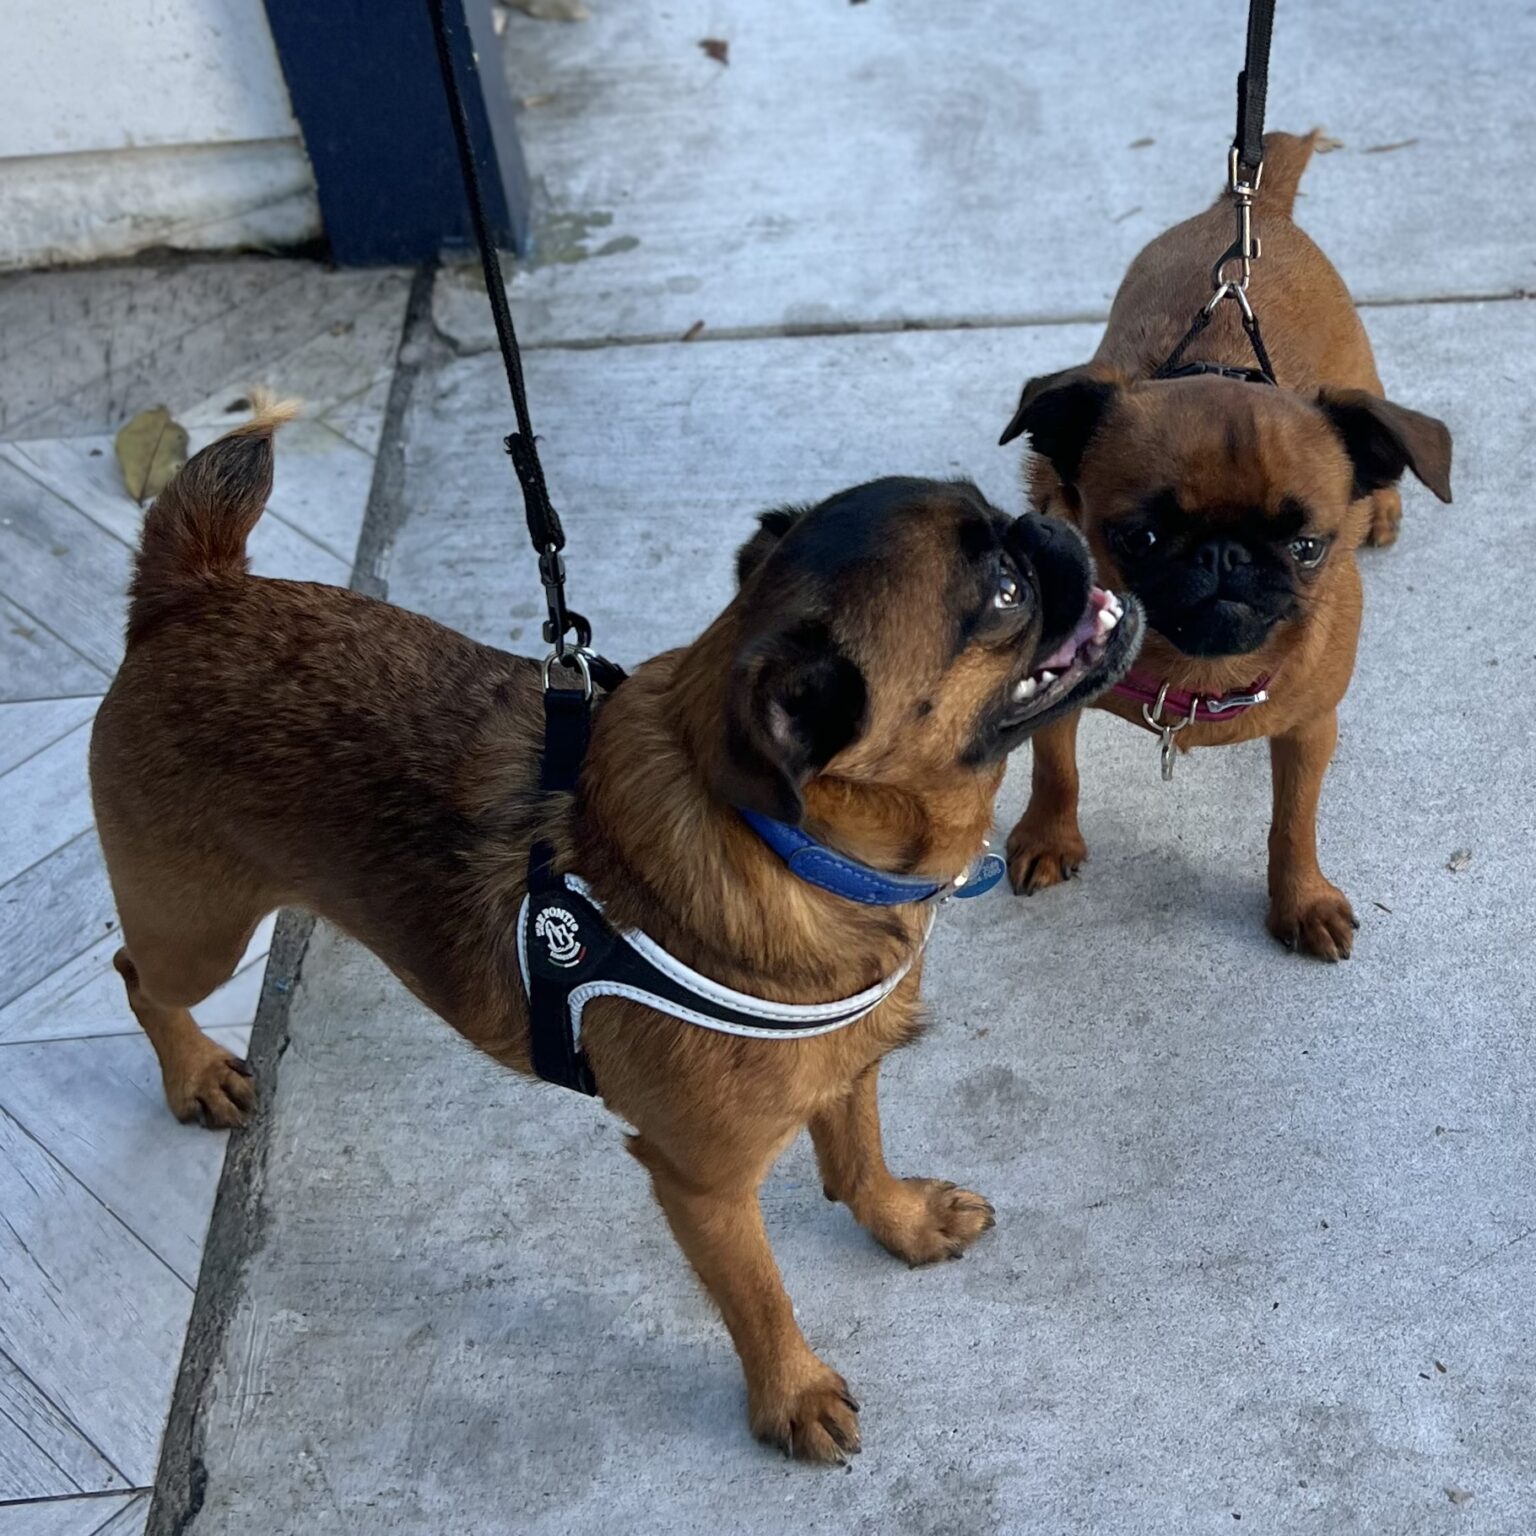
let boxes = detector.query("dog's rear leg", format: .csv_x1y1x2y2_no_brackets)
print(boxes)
1006,710,1088,894
107,870,271,1127
629,1131,860,1463
811,1059,994,1266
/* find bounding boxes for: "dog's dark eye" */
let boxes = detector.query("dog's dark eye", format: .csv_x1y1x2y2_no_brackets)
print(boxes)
1288,535,1327,568
1112,524,1158,559
994,568,1022,609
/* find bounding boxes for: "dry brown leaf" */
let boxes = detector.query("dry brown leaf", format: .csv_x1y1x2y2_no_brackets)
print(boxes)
1446,1486,1473,1505
1447,848,1473,873
115,406,188,505
699,37,729,65
681,320,705,342
1129,136,1155,149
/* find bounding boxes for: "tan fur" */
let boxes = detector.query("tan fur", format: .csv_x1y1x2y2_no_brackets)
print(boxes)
90,437,1124,1460
1002,131,1454,959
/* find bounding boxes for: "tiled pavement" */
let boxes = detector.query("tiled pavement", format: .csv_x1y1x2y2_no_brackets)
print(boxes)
0,257,410,1533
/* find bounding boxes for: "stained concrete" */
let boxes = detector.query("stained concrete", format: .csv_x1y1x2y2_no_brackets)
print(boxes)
158,3,1535,1532
438,0,1536,348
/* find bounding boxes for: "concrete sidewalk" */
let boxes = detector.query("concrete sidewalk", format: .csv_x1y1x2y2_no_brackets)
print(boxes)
155,3,1535,1532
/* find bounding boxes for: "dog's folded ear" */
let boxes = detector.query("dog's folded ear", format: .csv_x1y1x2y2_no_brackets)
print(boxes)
735,506,807,589
998,366,1120,486
1316,388,1454,505
715,621,868,824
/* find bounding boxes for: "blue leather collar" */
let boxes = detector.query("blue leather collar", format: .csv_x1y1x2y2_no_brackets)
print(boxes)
739,809,1006,906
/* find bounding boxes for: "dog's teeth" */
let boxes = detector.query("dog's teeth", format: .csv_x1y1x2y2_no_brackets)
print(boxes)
1014,677,1038,701
1039,670,1058,685
1096,606,1120,634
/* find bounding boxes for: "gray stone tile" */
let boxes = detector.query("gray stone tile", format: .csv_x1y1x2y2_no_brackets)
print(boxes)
0,461,130,673
0,1031,250,1286
0,259,297,439
0,917,274,1046
0,1493,142,1536
2,431,352,592
0,596,107,705
0,833,117,1021
0,1352,126,1502
0,1109,192,1488
0,718,94,889
0,698,98,779
4,263,406,441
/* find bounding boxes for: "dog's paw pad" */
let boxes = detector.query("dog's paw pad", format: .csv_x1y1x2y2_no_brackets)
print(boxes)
752,1369,862,1464
167,1048,256,1128
1268,887,1358,962
875,1177,996,1266
1006,821,1088,896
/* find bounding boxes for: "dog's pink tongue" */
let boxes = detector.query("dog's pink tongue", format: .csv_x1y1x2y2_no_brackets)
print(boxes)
1035,588,1112,672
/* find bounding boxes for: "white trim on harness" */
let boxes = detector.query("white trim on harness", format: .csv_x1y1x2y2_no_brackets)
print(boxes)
517,873,931,1051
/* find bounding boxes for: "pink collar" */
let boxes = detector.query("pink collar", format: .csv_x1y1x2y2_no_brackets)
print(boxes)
1112,668,1271,780
1113,668,1271,725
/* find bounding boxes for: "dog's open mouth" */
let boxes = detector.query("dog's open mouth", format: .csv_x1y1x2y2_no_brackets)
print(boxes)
1002,587,1144,726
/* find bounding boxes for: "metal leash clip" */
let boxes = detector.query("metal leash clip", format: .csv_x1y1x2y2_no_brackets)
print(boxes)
1142,682,1200,782
1207,147,1263,308
541,647,594,701
537,541,596,698
1201,683,1270,715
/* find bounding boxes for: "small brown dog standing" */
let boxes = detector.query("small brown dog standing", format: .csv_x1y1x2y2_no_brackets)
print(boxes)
999,129,1453,959
90,403,1141,1460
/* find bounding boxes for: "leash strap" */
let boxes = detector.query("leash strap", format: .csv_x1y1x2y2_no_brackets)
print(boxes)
429,0,629,1089
1151,0,1279,386
1235,0,1277,179
1153,292,1277,386
524,682,600,1094
427,0,590,657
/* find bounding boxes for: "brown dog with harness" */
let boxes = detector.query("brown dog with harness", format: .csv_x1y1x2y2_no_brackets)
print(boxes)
89,405,1142,1460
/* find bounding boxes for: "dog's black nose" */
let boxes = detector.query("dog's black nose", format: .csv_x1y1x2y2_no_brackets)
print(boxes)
1194,539,1251,577
1008,513,1091,648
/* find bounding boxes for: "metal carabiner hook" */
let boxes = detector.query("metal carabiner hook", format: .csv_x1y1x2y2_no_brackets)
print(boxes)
1141,682,1200,782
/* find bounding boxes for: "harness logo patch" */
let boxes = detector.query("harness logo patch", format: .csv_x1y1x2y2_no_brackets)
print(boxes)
534,906,586,968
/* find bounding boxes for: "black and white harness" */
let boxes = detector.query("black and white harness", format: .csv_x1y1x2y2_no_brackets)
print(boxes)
518,792,1005,1098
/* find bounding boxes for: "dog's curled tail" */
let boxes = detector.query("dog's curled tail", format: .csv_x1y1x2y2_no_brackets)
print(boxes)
130,391,300,622
1255,129,1326,219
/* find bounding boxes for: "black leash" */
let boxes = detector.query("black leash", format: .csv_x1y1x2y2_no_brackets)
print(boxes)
425,0,623,690
1235,0,1276,179
1154,0,1278,386
428,0,624,1093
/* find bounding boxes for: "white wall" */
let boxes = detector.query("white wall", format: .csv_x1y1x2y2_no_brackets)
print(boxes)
0,0,320,269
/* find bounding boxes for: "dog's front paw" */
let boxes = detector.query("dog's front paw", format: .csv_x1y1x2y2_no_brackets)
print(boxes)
1268,883,1359,962
165,1042,256,1127
864,1177,996,1267
750,1361,861,1464
1006,816,1088,895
